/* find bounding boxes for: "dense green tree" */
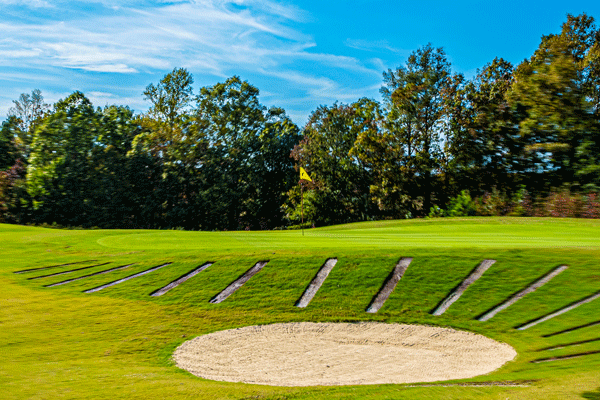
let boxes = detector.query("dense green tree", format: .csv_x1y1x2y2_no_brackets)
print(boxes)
27,91,100,222
143,68,194,126
3,14,600,228
508,14,600,192
445,58,519,195
89,106,155,228
0,117,19,170
380,44,454,214
290,98,380,225
133,68,201,228
133,75,300,230
195,76,300,230
27,92,150,227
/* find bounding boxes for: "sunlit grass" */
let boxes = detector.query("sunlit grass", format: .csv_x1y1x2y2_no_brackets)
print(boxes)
2,217,600,399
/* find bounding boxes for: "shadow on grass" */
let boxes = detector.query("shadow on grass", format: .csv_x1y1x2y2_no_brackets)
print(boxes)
581,387,600,399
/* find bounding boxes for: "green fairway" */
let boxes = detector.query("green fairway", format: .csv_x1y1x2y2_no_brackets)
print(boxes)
2,217,600,399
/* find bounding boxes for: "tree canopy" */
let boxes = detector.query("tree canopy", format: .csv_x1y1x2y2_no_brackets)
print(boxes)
2,13,600,228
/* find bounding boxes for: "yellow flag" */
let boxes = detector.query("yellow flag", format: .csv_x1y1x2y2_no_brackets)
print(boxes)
300,167,312,182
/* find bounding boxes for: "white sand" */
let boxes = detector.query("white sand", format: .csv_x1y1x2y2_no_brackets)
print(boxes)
173,322,517,386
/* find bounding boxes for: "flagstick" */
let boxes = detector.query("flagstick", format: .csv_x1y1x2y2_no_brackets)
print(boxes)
301,181,304,236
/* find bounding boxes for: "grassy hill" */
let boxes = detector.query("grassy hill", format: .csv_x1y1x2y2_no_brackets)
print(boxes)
2,218,599,399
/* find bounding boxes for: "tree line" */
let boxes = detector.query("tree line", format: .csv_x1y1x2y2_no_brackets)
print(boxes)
1,13,600,229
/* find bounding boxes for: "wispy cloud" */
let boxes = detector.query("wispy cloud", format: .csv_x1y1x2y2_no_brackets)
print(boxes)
0,1,309,74
345,38,408,55
0,0,52,8
0,0,384,125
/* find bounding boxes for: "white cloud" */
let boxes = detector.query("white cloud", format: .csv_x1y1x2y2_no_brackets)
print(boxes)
345,38,408,55
0,0,319,75
0,0,51,8
0,0,384,124
0,0,375,76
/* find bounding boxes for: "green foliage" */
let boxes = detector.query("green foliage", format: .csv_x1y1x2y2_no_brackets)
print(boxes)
445,58,517,196
3,14,600,229
507,14,600,192
379,44,454,213
290,99,379,225
26,92,151,228
132,75,301,230
445,190,476,217
428,204,444,218
7,88,49,157
0,116,19,170
143,67,194,125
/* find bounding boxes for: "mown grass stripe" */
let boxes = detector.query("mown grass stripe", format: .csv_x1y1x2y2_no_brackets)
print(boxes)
44,264,136,287
83,263,172,293
27,262,111,280
531,350,600,363
14,260,97,274
478,265,568,322
209,261,268,304
537,337,600,351
517,291,600,330
366,257,412,313
543,320,600,337
150,262,213,297
295,258,338,308
432,259,495,316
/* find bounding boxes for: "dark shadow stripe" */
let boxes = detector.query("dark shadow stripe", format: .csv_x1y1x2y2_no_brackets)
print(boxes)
295,258,338,308
543,320,600,337
44,264,136,287
537,337,600,352
14,260,97,274
84,263,172,294
531,350,600,363
151,262,214,297
516,290,600,330
431,259,495,316
28,262,111,280
366,257,412,313
209,261,269,304
477,265,568,322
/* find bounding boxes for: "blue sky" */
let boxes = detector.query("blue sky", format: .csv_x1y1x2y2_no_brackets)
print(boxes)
2,0,600,126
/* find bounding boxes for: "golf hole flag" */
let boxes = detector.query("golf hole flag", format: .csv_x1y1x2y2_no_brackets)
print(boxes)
300,167,312,182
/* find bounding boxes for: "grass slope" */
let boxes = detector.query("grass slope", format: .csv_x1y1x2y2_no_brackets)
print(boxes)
1,217,599,399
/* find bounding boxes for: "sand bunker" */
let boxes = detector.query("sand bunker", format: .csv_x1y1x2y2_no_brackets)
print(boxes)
173,322,517,386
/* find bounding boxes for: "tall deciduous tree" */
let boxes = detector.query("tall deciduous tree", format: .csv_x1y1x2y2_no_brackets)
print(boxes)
445,58,519,195
508,13,600,192
290,98,380,225
27,91,100,219
143,68,194,126
27,92,148,227
195,76,300,230
380,44,453,214
8,89,49,158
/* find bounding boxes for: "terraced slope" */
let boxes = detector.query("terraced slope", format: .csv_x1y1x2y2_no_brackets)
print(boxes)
1,218,599,399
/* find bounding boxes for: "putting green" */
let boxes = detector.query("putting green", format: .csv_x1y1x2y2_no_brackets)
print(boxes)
95,218,600,250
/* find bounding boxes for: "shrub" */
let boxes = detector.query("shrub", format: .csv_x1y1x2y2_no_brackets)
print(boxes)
428,205,444,218
544,190,582,218
475,187,509,216
446,190,476,217
582,193,600,219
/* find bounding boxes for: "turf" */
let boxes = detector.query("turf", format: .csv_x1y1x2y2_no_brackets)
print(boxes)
1,217,599,399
